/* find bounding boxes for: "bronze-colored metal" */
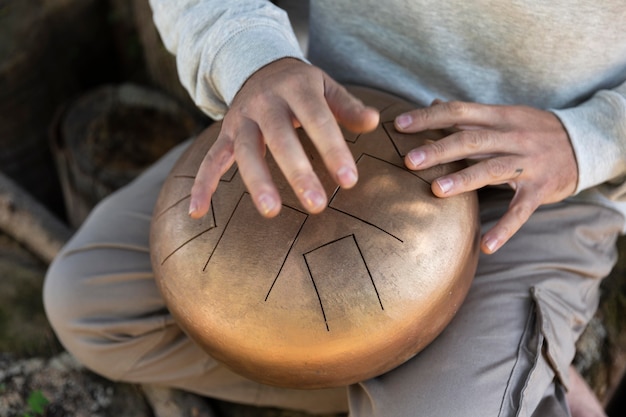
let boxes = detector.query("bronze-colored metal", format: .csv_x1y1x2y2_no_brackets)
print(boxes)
150,86,480,389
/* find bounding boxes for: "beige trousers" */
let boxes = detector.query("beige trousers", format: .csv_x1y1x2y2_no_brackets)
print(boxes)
43,140,624,416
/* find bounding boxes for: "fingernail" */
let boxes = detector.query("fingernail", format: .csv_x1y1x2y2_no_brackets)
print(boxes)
258,193,278,215
407,150,425,167
437,177,453,193
188,199,198,216
396,113,413,129
483,236,499,253
337,166,358,188
303,190,326,211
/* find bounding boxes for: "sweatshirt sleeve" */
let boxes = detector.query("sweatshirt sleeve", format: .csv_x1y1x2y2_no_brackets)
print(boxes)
149,0,306,119
552,80,626,202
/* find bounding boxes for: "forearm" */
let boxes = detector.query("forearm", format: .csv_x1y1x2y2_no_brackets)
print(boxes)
149,0,305,119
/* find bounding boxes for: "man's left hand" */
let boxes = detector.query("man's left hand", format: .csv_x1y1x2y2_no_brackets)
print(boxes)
395,100,578,254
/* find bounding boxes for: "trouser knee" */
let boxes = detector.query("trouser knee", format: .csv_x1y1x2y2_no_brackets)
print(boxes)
43,248,133,381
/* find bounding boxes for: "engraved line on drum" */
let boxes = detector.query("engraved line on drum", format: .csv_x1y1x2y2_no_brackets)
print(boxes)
201,192,249,272
303,234,385,332
161,225,217,265
152,168,238,221
264,205,310,302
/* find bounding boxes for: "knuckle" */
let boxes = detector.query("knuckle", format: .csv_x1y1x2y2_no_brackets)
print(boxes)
485,158,508,179
455,170,476,188
415,105,440,126
191,173,216,196
266,134,288,155
282,77,305,96
242,91,268,111
233,142,254,161
240,174,266,194
308,111,335,131
268,113,290,133
287,169,316,192
321,144,349,163
284,72,322,96
428,140,448,158
445,101,469,117
220,134,237,152
497,223,513,241
241,92,279,120
461,131,483,151
460,130,495,153
510,200,536,222
202,151,224,172
233,135,260,156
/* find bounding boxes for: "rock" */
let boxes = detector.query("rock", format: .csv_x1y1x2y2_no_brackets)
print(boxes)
574,235,626,407
141,384,216,417
0,233,60,357
0,352,151,417
51,83,205,227
212,399,346,417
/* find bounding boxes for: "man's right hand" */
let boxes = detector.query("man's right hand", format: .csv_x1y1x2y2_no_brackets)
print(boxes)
189,58,380,219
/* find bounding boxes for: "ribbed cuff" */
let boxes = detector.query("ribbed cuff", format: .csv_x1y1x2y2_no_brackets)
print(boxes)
552,90,626,194
211,24,307,106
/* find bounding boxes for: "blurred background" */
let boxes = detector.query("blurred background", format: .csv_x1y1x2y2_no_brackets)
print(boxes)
0,0,624,416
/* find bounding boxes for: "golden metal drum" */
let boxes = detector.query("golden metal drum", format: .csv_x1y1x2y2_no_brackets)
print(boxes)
150,86,480,389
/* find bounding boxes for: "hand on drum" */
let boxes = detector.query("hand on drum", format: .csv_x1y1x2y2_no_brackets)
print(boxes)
189,58,379,219
396,100,579,254
189,60,578,255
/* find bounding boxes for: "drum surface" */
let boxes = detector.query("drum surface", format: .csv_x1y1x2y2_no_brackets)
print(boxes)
150,86,480,389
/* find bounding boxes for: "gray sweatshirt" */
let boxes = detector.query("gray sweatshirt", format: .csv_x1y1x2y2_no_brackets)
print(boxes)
149,0,626,230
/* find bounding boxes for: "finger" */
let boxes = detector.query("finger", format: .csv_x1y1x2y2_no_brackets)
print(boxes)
259,105,328,214
430,156,525,197
189,129,236,219
481,187,541,254
287,83,360,189
395,101,503,132
233,119,281,217
324,80,380,133
405,129,515,170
